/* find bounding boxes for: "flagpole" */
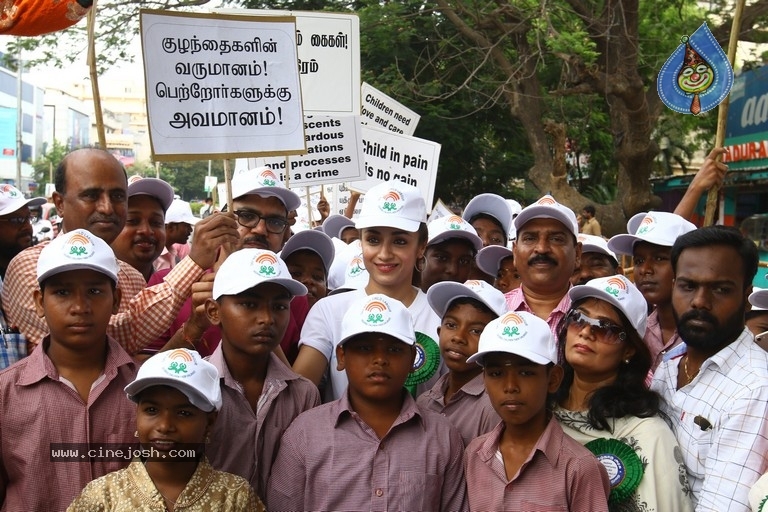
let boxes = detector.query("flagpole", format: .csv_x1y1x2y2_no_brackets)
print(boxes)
704,0,745,226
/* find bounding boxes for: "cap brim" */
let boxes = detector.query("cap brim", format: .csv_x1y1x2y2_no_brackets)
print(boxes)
476,245,513,276
0,196,47,216
514,208,576,235
280,231,335,273
750,289,768,310
125,378,216,412
463,194,513,235
127,179,174,211
467,347,552,366
233,186,301,212
213,277,307,300
37,262,118,285
580,244,618,263
355,215,420,232
323,215,356,239
427,281,506,318
338,329,414,347
568,285,625,321
428,230,483,252
607,234,641,256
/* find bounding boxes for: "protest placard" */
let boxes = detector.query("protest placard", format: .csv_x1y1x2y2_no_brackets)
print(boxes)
141,10,306,160
361,82,420,136
248,115,364,186
217,8,360,115
353,126,440,207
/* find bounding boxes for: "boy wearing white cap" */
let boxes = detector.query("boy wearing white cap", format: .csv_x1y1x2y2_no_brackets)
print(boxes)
0,229,138,511
418,215,483,293
268,295,467,511
155,198,201,272
417,280,506,444
570,233,621,286
476,245,520,293
203,249,320,501
608,211,696,371
293,182,443,401
463,311,610,511
69,349,264,511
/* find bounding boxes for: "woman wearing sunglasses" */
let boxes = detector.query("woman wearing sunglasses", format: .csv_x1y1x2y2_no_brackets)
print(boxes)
554,275,692,512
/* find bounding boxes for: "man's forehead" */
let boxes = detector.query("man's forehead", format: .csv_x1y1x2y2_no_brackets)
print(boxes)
518,218,571,234
234,194,287,214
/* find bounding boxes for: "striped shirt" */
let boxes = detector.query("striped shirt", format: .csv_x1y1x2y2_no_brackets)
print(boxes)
2,241,204,354
504,286,571,342
644,308,682,372
266,392,467,511
416,372,498,446
464,416,610,511
206,347,320,501
0,336,137,511
651,328,768,512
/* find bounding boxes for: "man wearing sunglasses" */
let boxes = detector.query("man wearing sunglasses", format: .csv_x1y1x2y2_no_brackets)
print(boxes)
505,195,582,341
0,185,46,368
146,166,307,359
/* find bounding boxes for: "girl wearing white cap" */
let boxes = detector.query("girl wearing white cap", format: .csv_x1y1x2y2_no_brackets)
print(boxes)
293,182,442,400
554,275,692,512
68,349,263,511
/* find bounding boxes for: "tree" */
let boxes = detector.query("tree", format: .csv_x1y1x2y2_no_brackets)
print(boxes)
31,139,69,197
156,159,229,200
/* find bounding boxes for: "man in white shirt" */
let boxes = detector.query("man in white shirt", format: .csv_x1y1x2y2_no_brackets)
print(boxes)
652,225,768,512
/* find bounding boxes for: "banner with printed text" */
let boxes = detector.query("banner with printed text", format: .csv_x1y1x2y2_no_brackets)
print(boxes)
361,83,420,136
141,10,306,160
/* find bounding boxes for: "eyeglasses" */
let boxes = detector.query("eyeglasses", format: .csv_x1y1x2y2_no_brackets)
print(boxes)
233,210,289,234
0,216,31,225
566,310,626,344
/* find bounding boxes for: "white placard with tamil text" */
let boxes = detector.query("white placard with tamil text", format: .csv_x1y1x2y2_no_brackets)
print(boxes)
248,115,364,186
361,82,420,136
141,10,306,161
216,8,360,115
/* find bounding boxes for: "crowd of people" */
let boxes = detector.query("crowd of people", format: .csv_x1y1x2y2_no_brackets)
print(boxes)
0,146,764,511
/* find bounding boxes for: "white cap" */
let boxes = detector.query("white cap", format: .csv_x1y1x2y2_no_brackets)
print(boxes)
124,349,222,412
280,229,336,275
427,279,508,318
513,195,579,236
608,211,696,256
327,240,368,294
231,166,301,212
127,176,174,212
626,212,646,235
427,215,483,251
749,287,768,311
577,234,618,264
37,229,119,284
323,214,356,240
165,199,200,226
475,245,514,277
0,184,45,216
467,311,557,365
506,199,523,217
213,249,307,299
462,193,514,238
568,274,647,336
338,294,416,346
355,182,427,232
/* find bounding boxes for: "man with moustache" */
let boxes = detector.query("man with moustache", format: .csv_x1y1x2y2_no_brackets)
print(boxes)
2,148,239,354
145,166,307,358
504,195,582,340
651,226,768,512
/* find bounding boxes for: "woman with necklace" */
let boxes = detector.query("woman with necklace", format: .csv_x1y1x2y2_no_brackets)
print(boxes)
554,275,693,512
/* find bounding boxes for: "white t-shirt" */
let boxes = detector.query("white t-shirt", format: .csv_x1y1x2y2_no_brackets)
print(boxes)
299,287,441,400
